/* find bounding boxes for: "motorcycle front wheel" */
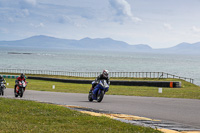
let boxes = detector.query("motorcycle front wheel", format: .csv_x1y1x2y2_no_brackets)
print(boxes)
97,90,104,102
20,88,24,98
15,93,18,97
88,91,93,102
1,90,4,96
14,92,18,97
14,87,18,97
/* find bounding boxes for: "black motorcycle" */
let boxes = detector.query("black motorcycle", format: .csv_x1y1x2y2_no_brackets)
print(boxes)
0,81,6,96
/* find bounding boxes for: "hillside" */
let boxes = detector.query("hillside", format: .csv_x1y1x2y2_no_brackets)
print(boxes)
155,42,200,54
0,35,152,52
0,35,200,54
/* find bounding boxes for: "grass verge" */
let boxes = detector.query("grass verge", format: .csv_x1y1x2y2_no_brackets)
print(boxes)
0,98,161,133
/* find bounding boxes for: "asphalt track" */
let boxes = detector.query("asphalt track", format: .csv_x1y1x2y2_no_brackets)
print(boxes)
3,88,200,130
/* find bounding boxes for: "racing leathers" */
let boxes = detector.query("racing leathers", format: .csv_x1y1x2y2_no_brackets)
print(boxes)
91,74,110,91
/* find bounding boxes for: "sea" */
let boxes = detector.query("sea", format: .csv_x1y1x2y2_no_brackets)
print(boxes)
0,46,200,85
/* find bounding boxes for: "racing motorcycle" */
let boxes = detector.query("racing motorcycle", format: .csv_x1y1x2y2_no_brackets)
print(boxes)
0,81,6,96
15,81,28,98
88,80,109,102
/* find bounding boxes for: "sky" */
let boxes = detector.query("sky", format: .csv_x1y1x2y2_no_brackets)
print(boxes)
1,0,200,48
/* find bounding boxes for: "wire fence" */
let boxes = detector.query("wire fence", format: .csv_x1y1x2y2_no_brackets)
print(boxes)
0,69,194,84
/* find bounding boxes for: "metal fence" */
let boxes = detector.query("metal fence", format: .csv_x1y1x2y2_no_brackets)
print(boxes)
0,69,194,84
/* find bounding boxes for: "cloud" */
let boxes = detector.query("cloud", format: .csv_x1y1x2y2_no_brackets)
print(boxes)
8,17,15,23
24,0,37,6
191,26,200,32
19,0,37,9
57,15,76,25
0,27,9,33
163,23,173,30
0,0,37,8
30,23,44,28
22,9,30,16
108,0,141,23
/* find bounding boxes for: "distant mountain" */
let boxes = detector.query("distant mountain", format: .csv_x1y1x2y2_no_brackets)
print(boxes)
0,35,152,52
0,35,77,48
0,35,200,54
156,42,200,54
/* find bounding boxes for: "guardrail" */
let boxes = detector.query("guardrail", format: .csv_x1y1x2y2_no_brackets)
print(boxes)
28,76,182,88
0,69,194,84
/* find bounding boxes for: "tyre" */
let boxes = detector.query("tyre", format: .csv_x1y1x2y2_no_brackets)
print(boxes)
20,93,23,98
14,88,18,97
1,90,4,96
97,90,104,102
20,88,24,98
88,91,93,102
14,92,18,97
15,93,18,97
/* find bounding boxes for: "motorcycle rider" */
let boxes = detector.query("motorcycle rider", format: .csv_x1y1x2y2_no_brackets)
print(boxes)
0,75,6,92
0,75,5,82
90,70,110,92
0,75,6,90
14,73,26,93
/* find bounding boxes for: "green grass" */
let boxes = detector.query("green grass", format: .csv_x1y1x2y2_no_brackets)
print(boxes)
4,76,200,99
0,98,161,133
1,73,199,132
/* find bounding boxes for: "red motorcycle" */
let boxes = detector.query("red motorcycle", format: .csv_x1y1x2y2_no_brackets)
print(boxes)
15,81,28,98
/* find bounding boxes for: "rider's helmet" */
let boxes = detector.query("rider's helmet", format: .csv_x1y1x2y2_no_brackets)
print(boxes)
0,75,3,79
102,70,109,78
20,73,25,78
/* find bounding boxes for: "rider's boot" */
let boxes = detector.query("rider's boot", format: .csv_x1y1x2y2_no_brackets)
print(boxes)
89,87,94,93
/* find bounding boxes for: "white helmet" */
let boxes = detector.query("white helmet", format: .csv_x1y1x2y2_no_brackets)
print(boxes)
102,70,109,78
